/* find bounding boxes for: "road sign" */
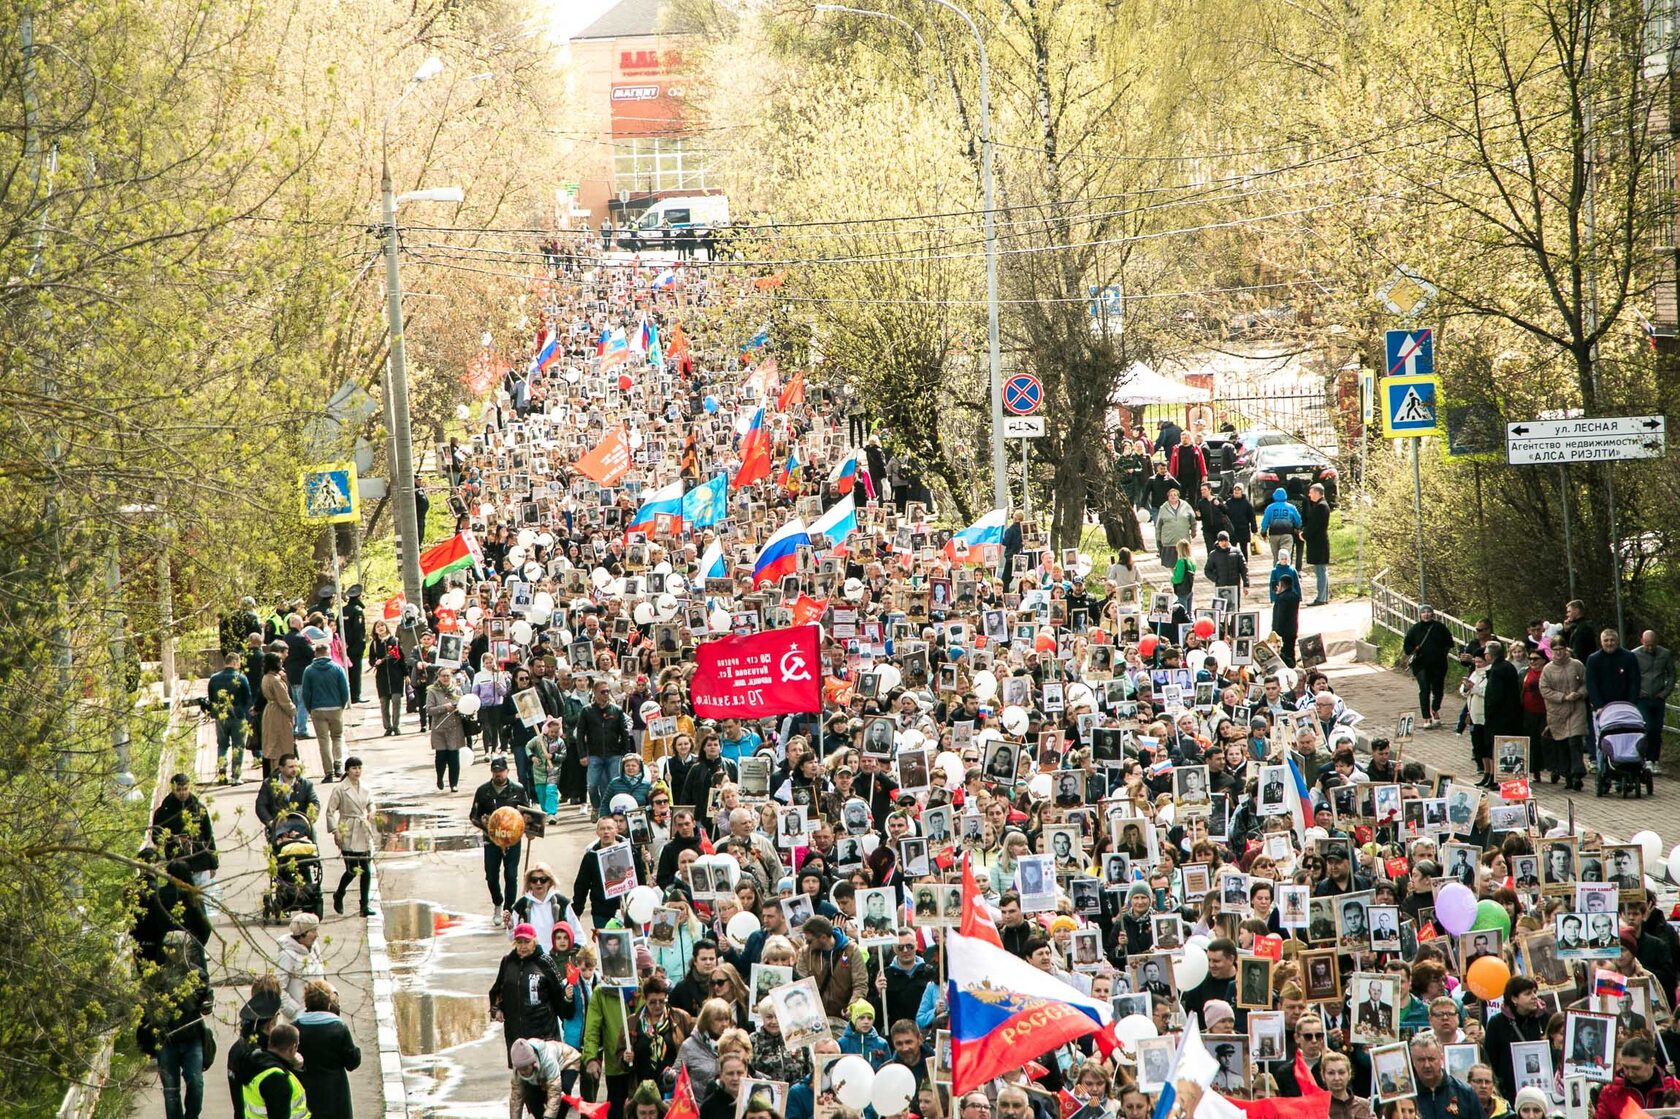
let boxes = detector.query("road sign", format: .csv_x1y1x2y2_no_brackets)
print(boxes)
1505,415,1667,465
1380,374,1442,437
301,462,360,524
1003,416,1046,438
1003,373,1043,416
1087,284,1123,322
1375,266,1438,319
1384,328,1434,378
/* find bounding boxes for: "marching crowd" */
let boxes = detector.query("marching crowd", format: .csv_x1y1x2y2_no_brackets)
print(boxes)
142,237,1680,1119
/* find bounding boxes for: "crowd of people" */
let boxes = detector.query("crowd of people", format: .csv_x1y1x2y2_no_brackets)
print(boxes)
146,234,1680,1119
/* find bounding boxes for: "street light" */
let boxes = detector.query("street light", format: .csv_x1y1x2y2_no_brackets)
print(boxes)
814,0,1005,512
381,56,461,607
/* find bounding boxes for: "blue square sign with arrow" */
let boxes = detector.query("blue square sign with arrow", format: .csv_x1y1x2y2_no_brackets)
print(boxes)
1384,329,1433,378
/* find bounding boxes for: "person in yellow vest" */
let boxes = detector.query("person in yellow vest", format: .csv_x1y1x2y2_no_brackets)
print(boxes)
242,1021,309,1119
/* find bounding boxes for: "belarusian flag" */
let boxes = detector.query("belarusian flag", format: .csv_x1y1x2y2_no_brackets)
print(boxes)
419,533,474,586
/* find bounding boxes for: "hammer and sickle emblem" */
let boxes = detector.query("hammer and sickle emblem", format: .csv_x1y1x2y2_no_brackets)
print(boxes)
779,648,812,683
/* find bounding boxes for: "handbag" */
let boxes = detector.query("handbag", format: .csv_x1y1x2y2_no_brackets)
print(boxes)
200,1017,218,1069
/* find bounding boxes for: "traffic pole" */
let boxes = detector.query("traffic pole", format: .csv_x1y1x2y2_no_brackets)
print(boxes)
1412,438,1426,602
1559,466,1576,600
1607,463,1625,636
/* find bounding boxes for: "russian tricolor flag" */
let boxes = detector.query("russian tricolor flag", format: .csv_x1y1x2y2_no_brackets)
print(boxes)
810,494,857,547
598,327,629,369
733,408,772,489
529,330,560,376
694,539,727,589
752,517,809,587
943,508,1008,563
651,269,677,290
946,930,1111,1094
627,480,685,535
829,452,859,496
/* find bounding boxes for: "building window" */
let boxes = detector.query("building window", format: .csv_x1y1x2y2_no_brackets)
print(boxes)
611,137,709,194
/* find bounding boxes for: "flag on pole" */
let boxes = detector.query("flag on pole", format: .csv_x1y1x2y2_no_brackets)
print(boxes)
943,509,1007,564
695,539,727,588
1282,756,1314,843
1594,969,1628,1000
946,930,1111,1094
751,517,809,587
777,368,806,410
682,474,730,529
419,534,476,586
1151,1015,1223,1119
829,452,860,496
627,480,686,535
1212,1052,1330,1119
665,1065,701,1119
574,426,633,487
733,408,772,489
810,495,858,548
959,851,1003,948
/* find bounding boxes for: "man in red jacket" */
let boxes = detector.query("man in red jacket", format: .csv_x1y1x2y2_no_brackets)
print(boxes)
1593,1037,1680,1119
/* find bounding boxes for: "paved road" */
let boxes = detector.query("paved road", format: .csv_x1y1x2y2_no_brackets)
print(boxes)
131,694,593,1118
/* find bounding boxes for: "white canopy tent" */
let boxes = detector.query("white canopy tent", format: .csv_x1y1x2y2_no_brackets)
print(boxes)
1110,361,1211,405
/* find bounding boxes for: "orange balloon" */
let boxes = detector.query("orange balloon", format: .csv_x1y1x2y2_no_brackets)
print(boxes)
1466,954,1510,1000
1035,629,1056,652
487,805,526,849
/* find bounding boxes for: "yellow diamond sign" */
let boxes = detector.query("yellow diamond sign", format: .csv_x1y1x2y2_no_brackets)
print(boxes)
1376,267,1437,320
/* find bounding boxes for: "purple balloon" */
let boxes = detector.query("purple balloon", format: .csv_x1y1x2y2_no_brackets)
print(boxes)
1436,882,1478,935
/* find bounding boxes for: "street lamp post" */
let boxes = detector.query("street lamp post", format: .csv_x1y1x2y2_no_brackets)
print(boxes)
380,56,459,606
816,0,1005,511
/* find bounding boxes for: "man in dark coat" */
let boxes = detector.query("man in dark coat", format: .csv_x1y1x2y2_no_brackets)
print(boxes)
295,980,362,1118
1301,484,1332,605
1225,483,1257,562
1585,628,1642,715
577,679,634,819
341,586,366,705
1483,642,1525,740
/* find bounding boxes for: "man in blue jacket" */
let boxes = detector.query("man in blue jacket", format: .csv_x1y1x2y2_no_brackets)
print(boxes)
1260,488,1302,574
1585,628,1642,718
300,642,351,782
207,651,252,784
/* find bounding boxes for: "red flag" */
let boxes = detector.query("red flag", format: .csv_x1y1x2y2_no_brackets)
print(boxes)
690,626,823,719
777,369,806,411
667,1065,701,1119
790,595,828,626
1056,1089,1080,1118
959,852,1004,948
561,1096,610,1119
733,408,772,489
575,425,633,487
1226,1054,1330,1119
1622,1096,1655,1119
697,829,715,856
668,322,690,360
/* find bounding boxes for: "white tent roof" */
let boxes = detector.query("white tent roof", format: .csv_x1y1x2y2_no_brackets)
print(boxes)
1111,361,1211,405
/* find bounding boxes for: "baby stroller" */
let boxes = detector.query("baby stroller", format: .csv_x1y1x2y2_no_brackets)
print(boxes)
1594,701,1654,799
262,811,324,921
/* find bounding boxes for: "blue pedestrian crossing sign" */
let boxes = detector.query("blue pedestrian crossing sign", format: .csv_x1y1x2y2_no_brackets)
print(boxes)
1384,328,1433,378
301,461,360,524
1381,375,1443,438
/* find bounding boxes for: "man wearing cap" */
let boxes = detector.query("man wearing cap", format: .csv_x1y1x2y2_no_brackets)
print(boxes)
1206,530,1247,593
301,640,351,781
342,584,366,705
471,757,531,926
490,922,567,1065
1403,605,1455,728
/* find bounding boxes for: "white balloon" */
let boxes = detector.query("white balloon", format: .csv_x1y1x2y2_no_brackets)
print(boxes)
465,605,484,626
936,751,967,790
627,428,645,449
633,602,656,626
725,911,761,947
710,608,733,632
734,410,754,436
656,593,679,619
460,744,474,769
625,885,662,926
1631,830,1663,867
536,532,555,549
972,670,998,703
831,1056,876,1111
523,562,544,582
1064,682,1096,712
1185,934,1211,951
871,1063,916,1116
511,620,534,646
1001,705,1029,735
1174,942,1209,990
859,833,880,856
442,588,467,611
1668,843,1680,884
610,794,638,816
875,663,902,694
528,605,552,626
608,577,627,596
1207,640,1233,673
895,728,925,753
564,368,581,384
456,693,482,716
508,545,527,566
591,567,612,589
1028,773,1052,799
517,529,537,548
1114,1014,1158,1047
554,629,572,647
533,591,555,614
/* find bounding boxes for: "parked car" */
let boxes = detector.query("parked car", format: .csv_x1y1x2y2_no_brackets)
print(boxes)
1239,442,1339,506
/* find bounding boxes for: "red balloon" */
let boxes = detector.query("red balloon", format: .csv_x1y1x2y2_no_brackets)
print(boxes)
1194,619,1216,638
617,374,634,391
1138,634,1160,656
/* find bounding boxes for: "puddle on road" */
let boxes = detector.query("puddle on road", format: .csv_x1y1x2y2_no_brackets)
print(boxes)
393,989,492,1054
378,802,483,853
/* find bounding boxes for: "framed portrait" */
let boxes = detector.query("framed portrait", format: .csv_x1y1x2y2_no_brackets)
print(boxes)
1561,1011,1616,1082
1180,863,1212,900
1209,1034,1249,1094
1069,928,1104,970
862,716,897,758
1444,1043,1480,1083
750,964,794,1021
982,740,1019,785
1459,928,1503,969
1349,973,1400,1044
1237,956,1274,1009
1512,854,1541,893
1131,953,1177,1000
1556,911,1621,959
1152,913,1185,951
1278,884,1310,929
1369,905,1402,953
1174,765,1211,811
1109,813,1158,866
1300,949,1340,1003
1247,1010,1286,1064
1136,1035,1176,1093
1603,843,1646,900
1519,930,1573,989
596,928,637,987
1541,837,1580,895
1494,734,1530,778
856,887,899,945
736,1081,789,1119
1371,1041,1416,1103
1512,1041,1555,1095
598,841,637,899
1335,891,1373,951
1307,895,1338,945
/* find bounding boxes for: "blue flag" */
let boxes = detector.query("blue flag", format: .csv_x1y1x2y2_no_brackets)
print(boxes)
682,474,729,529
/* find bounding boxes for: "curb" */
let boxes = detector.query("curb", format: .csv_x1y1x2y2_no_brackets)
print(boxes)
364,867,409,1119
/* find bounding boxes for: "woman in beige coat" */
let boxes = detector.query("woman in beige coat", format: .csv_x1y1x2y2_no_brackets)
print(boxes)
259,652,296,776
1539,637,1589,790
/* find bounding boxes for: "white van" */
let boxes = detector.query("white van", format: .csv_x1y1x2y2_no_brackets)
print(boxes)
615,195,730,251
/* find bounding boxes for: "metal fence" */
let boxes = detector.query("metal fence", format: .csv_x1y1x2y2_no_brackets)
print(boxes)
1369,568,1679,742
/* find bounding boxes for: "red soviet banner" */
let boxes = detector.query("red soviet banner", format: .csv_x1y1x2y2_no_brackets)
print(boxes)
691,625,822,719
